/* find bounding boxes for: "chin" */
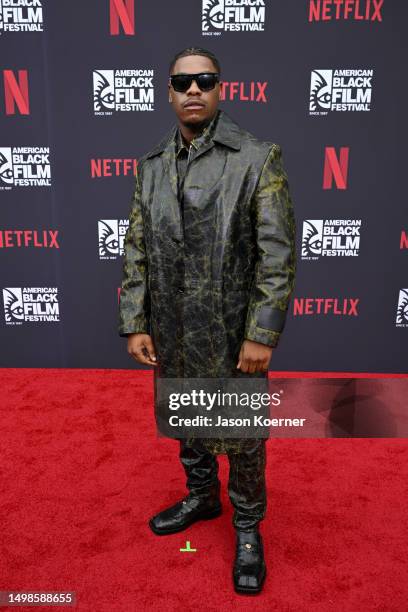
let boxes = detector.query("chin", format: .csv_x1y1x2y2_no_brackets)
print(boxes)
181,112,209,128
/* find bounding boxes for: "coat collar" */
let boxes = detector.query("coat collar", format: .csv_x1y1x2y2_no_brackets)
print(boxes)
175,106,218,156
144,108,241,159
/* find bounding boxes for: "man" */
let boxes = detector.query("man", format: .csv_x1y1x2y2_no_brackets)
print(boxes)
118,47,296,594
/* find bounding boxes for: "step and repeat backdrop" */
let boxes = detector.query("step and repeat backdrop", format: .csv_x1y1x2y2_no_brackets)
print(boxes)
0,0,406,371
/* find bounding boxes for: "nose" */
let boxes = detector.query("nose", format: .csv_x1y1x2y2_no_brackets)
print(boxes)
185,78,201,96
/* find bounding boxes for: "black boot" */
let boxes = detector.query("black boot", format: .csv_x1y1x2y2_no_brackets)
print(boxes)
149,438,222,535
233,528,266,594
149,492,222,535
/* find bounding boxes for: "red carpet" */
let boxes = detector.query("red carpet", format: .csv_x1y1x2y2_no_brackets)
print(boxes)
0,368,407,611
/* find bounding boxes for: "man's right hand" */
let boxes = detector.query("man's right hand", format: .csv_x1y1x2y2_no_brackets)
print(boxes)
127,333,157,366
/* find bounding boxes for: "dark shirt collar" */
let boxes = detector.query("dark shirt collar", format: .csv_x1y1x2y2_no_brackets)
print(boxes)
175,109,220,157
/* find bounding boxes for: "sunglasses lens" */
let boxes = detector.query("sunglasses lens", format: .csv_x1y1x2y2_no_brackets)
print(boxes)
197,74,218,91
171,74,219,92
171,75,192,92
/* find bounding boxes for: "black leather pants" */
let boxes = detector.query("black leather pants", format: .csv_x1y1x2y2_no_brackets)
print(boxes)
179,438,267,530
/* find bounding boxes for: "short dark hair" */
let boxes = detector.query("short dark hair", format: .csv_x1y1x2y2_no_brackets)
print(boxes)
169,47,221,76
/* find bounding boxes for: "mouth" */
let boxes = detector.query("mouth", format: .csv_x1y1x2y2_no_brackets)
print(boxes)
184,101,206,110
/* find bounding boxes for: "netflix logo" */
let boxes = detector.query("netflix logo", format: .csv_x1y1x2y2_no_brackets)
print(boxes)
400,231,408,250
293,298,360,316
90,158,138,178
2,69,29,115
308,0,384,22
109,0,134,35
219,81,267,103
0,230,59,249
323,147,349,189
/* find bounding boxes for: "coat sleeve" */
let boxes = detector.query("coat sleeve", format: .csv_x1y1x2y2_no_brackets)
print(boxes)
244,143,297,348
118,163,150,337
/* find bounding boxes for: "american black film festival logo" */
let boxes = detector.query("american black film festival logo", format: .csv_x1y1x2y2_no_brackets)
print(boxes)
3,287,60,325
302,219,362,259
0,147,51,189
202,0,265,34
0,0,43,33
93,69,154,114
98,219,129,260
396,289,408,327
309,69,373,114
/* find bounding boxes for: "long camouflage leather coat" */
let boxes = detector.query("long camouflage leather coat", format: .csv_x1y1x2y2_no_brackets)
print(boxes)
118,108,296,451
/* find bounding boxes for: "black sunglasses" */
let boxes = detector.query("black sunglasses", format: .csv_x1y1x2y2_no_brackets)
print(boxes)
169,72,220,93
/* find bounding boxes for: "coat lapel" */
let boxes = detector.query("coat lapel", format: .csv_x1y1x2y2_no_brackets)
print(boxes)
144,124,179,200
161,138,179,202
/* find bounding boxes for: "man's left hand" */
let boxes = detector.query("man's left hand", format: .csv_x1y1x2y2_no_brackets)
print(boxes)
237,339,273,373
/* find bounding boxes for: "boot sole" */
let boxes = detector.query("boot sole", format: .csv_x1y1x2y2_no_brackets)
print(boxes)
149,505,222,535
